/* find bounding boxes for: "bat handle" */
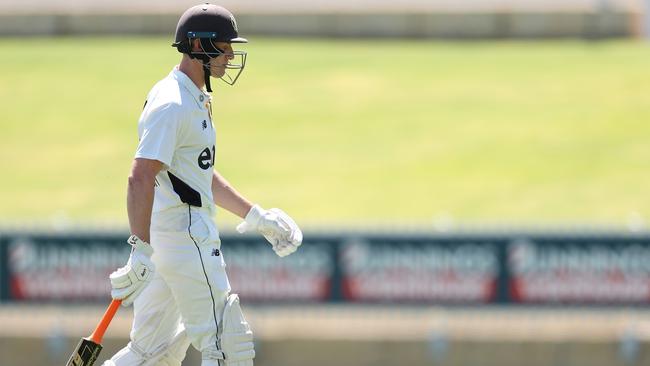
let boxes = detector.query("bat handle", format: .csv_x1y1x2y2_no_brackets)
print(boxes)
89,299,122,344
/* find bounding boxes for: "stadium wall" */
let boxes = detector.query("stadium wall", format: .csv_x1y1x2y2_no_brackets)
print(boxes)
1,328,649,365
2,230,650,365
0,12,638,38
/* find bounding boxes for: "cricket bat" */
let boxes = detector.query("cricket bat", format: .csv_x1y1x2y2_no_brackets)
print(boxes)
66,299,122,366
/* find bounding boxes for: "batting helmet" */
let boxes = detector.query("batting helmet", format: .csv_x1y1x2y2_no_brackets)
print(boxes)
172,3,248,89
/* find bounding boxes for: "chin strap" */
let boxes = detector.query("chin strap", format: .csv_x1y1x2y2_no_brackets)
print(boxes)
203,62,212,92
199,38,223,93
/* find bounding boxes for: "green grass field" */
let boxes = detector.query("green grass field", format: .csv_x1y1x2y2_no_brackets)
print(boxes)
1,37,649,227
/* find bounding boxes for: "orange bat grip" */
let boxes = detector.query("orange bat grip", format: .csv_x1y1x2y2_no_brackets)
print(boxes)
89,299,122,344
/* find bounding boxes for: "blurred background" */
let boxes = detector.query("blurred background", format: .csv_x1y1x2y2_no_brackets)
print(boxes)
1,0,650,365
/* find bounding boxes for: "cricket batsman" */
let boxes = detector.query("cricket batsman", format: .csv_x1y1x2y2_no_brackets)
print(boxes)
103,4,302,365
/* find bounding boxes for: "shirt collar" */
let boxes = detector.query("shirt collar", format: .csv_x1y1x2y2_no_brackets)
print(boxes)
170,67,211,109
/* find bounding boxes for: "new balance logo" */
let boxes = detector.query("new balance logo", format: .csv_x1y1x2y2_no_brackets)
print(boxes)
212,249,220,257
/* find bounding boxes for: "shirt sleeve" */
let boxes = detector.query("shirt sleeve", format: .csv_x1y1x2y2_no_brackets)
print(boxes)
135,103,184,169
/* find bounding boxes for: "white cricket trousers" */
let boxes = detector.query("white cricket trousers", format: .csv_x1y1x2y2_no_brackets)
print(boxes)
104,206,230,366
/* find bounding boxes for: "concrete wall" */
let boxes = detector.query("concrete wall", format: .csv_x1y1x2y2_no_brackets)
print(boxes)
1,336,648,366
0,7,642,38
239,12,636,38
2,305,649,366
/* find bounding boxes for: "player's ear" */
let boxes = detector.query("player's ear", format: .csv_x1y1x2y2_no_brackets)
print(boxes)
191,39,203,52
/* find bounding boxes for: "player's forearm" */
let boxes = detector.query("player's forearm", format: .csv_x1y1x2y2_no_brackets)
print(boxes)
212,171,252,219
127,168,157,243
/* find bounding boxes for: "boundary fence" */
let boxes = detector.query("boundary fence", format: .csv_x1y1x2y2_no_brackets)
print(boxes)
1,230,649,305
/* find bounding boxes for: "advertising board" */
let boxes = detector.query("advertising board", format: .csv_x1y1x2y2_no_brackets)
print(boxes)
223,237,336,302
1,232,648,305
7,235,129,301
508,237,650,303
340,237,500,303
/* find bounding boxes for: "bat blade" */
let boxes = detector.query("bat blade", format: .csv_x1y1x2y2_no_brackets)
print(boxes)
66,337,103,366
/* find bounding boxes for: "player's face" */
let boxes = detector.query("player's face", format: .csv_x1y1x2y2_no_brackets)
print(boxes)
209,42,235,78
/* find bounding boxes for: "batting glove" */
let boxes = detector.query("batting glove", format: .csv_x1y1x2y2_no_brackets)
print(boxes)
237,205,303,257
109,235,155,306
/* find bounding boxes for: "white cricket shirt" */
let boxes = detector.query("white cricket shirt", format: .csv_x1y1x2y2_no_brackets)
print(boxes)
135,67,217,216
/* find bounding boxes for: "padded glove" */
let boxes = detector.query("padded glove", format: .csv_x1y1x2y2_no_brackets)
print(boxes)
236,205,302,257
109,235,155,306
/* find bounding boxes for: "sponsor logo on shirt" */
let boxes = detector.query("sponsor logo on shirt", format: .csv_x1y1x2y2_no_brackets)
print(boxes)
198,145,215,170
